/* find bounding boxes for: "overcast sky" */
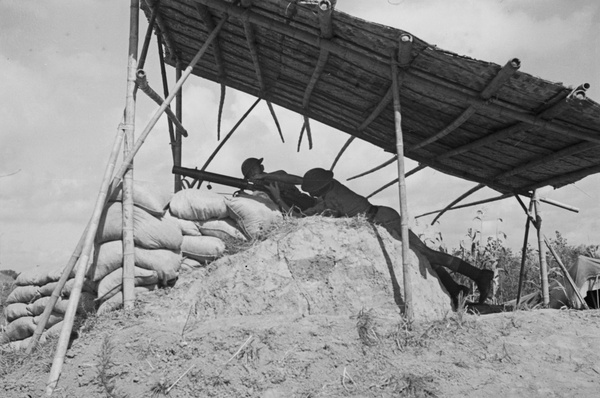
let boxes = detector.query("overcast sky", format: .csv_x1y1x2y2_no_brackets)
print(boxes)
1,0,598,273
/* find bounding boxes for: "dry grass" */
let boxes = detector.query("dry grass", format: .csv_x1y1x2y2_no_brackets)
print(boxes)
97,334,128,398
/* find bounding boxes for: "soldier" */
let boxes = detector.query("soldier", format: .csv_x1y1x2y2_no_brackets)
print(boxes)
268,167,492,305
241,157,316,212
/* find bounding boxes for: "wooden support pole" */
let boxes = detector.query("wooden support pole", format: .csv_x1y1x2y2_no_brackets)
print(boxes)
44,18,225,395
533,191,550,306
136,70,188,137
330,136,355,171
366,164,425,199
138,1,159,70
391,53,412,320
122,0,140,310
348,156,397,181
408,58,519,152
514,195,534,309
431,183,485,225
539,197,579,213
242,19,283,142
415,192,512,219
174,59,183,192
198,97,261,177
157,34,177,161
544,235,590,309
143,0,177,61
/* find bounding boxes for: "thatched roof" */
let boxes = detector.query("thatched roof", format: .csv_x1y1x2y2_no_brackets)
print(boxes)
141,0,600,196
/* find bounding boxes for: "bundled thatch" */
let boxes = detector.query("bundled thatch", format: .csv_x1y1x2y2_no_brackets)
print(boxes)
141,0,600,195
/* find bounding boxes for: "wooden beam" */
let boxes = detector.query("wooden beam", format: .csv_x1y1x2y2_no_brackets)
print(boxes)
347,156,397,181
144,0,178,61
414,193,513,219
302,47,330,108
408,58,520,152
434,90,584,161
358,86,393,131
330,136,355,171
366,164,425,199
492,141,594,182
430,183,485,225
243,19,284,142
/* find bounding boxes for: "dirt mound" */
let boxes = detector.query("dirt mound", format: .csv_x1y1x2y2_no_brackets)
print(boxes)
180,216,451,323
3,217,600,397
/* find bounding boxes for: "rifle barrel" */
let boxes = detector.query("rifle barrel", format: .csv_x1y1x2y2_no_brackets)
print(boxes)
172,166,254,190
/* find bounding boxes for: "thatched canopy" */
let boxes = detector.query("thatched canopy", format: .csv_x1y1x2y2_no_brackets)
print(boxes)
141,0,600,196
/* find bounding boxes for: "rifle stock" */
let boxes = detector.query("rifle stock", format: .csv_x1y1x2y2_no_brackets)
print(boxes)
172,166,264,190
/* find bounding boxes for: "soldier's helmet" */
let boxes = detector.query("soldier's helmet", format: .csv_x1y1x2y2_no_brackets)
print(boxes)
302,168,334,193
241,157,264,178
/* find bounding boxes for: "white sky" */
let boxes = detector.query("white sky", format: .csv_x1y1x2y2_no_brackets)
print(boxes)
1,0,599,273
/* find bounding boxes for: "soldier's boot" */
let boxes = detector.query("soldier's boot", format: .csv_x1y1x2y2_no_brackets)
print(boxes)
433,266,471,309
456,263,494,304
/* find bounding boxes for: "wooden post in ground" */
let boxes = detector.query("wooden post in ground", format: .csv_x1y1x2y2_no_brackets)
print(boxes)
533,191,550,306
121,0,139,310
391,39,413,321
44,18,227,396
174,59,183,192
515,196,535,309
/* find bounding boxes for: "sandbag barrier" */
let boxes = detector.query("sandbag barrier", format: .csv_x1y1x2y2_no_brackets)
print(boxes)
1,184,286,347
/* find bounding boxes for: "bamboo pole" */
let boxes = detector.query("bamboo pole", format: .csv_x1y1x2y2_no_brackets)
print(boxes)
121,0,140,310
157,34,177,161
347,156,396,181
414,192,512,219
173,58,183,192
391,54,412,321
330,136,355,171
365,164,425,199
136,70,188,136
44,18,226,396
25,225,88,354
198,97,261,179
539,197,579,213
544,235,590,309
533,191,549,306
515,195,534,309
431,183,485,225
137,1,159,70
266,101,284,143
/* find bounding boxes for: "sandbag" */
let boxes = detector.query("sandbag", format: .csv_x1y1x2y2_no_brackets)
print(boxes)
96,266,158,302
197,218,247,241
15,265,75,287
97,286,156,315
165,210,202,236
29,293,96,316
2,321,64,350
88,240,181,282
108,180,172,216
181,236,226,262
37,278,96,297
180,257,204,272
4,303,32,322
4,316,36,342
169,190,228,221
96,202,183,250
5,285,41,305
225,193,282,239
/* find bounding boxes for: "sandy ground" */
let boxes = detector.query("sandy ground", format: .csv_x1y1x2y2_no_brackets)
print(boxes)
2,217,600,397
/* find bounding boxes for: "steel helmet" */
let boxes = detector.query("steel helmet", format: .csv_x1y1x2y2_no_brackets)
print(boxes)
241,157,263,178
302,168,334,193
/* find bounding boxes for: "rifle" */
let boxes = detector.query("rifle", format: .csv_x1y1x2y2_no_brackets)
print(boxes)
172,166,266,191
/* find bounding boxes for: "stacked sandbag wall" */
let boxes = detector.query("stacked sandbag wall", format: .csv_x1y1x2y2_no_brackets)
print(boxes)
86,181,182,314
167,189,282,272
0,266,96,350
